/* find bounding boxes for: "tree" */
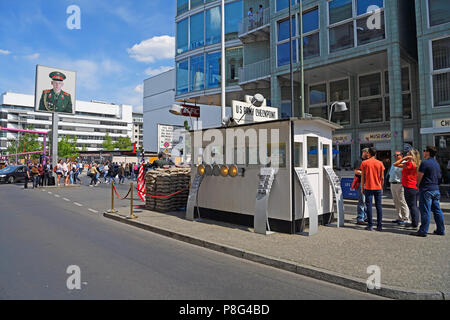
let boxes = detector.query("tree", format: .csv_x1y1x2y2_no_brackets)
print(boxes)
6,125,43,160
113,136,132,150
58,136,79,158
102,133,115,151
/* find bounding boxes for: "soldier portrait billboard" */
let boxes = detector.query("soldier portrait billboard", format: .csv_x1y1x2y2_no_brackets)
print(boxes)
35,65,76,114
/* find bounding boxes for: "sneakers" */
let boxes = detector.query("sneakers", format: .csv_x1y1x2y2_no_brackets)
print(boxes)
391,219,401,223
397,221,408,226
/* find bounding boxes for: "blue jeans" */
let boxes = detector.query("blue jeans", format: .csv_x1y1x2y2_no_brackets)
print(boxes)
69,171,74,184
404,187,419,227
419,190,446,235
364,189,383,230
357,188,367,222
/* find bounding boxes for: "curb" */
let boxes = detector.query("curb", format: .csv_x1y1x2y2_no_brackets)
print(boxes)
103,212,447,300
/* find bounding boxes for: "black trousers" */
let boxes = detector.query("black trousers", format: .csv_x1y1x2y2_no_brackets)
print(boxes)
24,176,29,189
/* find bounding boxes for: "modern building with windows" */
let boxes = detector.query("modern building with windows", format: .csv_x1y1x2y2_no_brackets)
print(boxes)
0,92,133,153
416,0,450,180
174,0,450,174
132,112,144,151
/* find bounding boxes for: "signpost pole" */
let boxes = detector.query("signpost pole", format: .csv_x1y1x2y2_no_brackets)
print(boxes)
52,113,59,173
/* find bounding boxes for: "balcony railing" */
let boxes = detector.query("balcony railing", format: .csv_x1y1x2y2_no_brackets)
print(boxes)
238,58,271,85
238,8,270,38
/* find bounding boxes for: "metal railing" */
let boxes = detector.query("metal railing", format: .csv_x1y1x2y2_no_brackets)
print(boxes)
238,8,270,37
238,59,271,84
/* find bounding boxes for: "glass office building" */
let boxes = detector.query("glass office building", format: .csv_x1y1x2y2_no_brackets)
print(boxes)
175,0,450,175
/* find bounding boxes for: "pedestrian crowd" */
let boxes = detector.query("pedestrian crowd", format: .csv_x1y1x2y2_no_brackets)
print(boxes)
352,146,446,237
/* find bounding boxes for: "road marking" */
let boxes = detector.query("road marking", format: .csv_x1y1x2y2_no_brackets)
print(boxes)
63,198,70,202
73,202,83,207
48,192,52,194
88,208,98,214
54,194,60,198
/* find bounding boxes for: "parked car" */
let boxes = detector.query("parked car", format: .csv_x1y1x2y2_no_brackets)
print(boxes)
0,165,27,184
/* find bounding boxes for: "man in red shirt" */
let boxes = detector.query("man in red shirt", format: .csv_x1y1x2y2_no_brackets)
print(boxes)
361,147,386,231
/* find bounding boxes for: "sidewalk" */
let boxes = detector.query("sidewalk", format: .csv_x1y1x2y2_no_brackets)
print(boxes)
104,208,450,300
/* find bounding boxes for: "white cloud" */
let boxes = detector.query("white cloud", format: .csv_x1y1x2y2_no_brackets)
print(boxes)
100,59,123,74
0,49,11,55
134,84,143,94
25,53,40,60
145,66,173,77
127,36,175,63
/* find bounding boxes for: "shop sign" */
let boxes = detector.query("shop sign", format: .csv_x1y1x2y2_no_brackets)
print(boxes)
333,134,352,145
434,118,450,128
361,131,391,142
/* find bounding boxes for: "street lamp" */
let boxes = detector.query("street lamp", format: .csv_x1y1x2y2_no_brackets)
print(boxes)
328,101,348,122
170,104,195,130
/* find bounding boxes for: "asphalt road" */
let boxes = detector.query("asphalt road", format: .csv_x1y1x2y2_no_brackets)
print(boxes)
0,180,382,300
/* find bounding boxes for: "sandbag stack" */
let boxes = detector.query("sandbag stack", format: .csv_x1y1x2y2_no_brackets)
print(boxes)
145,168,191,212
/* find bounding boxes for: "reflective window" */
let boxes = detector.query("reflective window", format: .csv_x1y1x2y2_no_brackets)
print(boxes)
294,142,303,167
277,41,297,67
307,137,319,168
191,0,204,10
176,59,189,95
329,22,354,53
226,47,243,86
357,0,384,16
429,0,450,26
309,84,327,105
225,1,243,41
302,9,319,33
330,79,350,101
403,94,412,120
206,51,221,89
190,12,204,50
359,98,383,123
432,38,450,107
177,0,189,16
302,33,320,59
281,102,292,119
190,54,205,92
278,17,296,41
329,0,353,25
356,12,385,45
176,18,189,55
276,0,297,12
359,73,381,97
206,6,221,45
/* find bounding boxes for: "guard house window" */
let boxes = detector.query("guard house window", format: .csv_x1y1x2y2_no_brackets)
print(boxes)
323,144,330,166
307,137,319,168
176,18,189,55
294,142,304,167
177,0,189,16
431,37,450,107
428,0,450,26
190,12,204,50
328,0,385,53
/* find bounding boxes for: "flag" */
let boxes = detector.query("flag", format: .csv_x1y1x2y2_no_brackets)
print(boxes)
137,151,146,202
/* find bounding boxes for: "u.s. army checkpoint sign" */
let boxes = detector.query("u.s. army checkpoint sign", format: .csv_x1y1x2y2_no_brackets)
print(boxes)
232,100,278,125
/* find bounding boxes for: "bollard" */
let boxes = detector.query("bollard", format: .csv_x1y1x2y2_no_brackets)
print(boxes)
127,182,138,219
107,181,118,214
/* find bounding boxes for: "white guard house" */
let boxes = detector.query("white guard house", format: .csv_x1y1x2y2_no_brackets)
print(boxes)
186,117,343,236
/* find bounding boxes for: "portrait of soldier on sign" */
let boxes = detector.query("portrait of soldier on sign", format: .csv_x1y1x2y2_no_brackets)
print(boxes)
38,71,73,113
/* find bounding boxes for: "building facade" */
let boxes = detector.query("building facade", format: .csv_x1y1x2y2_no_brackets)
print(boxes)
175,0,449,177
0,92,133,153
132,112,144,151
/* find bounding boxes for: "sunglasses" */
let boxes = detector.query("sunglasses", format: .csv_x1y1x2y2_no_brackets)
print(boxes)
423,150,429,153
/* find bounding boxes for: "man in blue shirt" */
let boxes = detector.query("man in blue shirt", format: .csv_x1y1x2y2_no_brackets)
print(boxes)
411,146,446,237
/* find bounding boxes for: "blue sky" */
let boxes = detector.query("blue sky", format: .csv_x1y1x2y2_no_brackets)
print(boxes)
0,0,176,112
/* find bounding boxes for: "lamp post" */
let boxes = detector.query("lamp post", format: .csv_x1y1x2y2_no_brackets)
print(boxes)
221,0,226,125
170,104,194,130
328,102,348,122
